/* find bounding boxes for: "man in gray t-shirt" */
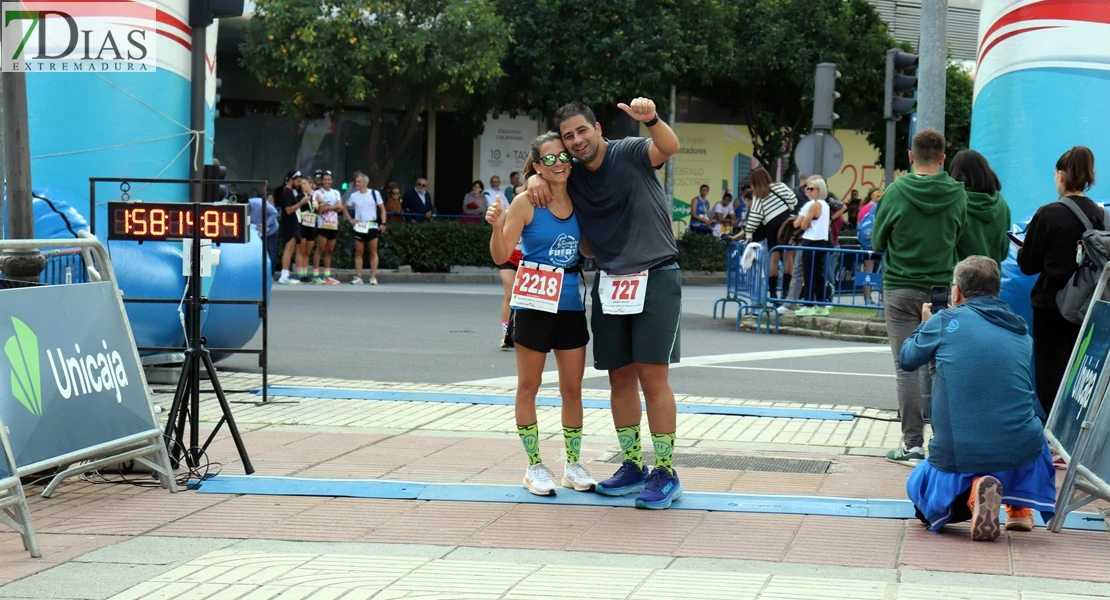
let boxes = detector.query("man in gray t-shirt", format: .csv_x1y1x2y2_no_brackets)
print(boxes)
528,98,683,510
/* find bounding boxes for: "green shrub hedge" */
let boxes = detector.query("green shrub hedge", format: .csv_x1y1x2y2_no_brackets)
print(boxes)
280,220,729,273
278,220,495,272
676,230,728,272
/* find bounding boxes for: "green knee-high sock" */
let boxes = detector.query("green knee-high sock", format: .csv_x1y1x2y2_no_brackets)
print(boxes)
517,423,542,466
652,432,676,474
616,424,643,469
563,426,583,463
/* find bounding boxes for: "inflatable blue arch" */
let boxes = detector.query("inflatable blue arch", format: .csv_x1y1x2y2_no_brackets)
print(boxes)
6,2,268,361
970,0,1109,326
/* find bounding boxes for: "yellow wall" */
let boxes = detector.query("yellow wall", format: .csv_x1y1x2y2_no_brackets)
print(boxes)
644,123,885,229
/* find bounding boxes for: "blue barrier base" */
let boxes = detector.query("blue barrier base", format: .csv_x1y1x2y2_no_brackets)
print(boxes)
195,475,1106,532
250,387,855,421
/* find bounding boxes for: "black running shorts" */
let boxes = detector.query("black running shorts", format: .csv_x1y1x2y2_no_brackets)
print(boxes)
512,309,589,353
353,229,380,243
589,267,682,370
281,220,302,242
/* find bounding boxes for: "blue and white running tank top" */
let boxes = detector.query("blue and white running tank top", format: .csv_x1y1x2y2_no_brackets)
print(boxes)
514,206,583,311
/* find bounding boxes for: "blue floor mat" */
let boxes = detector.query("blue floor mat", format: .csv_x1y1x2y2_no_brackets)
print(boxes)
250,387,855,421
195,475,1107,532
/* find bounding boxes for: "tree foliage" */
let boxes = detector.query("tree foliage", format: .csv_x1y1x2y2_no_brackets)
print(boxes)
693,0,896,176
240,0,508,186
456,0,736,134
864,60,976,173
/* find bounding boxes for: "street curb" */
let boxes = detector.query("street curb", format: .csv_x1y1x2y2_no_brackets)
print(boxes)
736,313,889,345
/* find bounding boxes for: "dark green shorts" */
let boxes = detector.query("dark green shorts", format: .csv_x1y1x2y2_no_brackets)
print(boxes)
590,268,682,370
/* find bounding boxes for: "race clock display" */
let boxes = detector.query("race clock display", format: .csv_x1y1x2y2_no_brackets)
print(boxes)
107,201,250,243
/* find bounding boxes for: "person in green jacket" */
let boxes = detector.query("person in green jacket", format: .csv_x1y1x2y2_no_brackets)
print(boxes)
950,149,1012,265
873,129,968,467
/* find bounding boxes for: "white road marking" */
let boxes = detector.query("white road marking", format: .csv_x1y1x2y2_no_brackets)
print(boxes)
694,365,895,378
456,346,890,387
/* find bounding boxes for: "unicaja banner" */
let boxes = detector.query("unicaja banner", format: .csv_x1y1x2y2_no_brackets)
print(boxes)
1050,299,1110,457
1,1,159,73
0,282,157,468
0,444,9,479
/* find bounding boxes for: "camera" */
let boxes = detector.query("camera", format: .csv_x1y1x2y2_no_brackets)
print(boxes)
930,285,950,315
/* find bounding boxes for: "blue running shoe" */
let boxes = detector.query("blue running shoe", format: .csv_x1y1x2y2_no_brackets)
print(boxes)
635,467,682,510
594,460,649,496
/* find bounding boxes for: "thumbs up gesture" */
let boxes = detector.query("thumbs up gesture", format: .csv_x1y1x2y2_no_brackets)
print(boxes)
617,97,657,122
486,202,505,227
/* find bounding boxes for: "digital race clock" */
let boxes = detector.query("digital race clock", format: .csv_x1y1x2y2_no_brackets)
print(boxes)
107,201,250,243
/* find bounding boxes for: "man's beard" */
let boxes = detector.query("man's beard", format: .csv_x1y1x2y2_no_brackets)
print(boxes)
574,142,597,164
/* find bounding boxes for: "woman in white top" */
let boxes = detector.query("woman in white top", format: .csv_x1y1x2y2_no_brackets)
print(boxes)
711,193,736,237
794,176,832,317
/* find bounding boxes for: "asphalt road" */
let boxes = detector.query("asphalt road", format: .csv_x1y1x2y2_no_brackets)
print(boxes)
218,283,898,410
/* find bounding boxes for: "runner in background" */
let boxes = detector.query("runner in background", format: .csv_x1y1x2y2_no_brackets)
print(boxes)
496,182,524,350
295,176,317,283
276,170,310,285
346,172,386,285
487,131,596,496
312,170,344,285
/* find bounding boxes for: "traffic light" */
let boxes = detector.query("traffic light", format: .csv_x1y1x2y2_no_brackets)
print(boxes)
884,49,919,120
190,0,245,27
203,163,228,203
812,63,841,130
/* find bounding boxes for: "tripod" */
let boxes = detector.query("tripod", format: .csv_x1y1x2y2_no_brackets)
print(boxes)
163,206,254,475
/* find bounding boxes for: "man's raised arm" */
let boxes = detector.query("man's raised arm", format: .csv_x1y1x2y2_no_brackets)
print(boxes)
618,97,679,167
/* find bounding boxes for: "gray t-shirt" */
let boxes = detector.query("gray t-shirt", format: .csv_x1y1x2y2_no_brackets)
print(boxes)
567,137,678,275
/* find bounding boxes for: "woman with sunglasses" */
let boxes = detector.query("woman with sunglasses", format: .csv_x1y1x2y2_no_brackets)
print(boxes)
486,132,596,496
384,183,404,219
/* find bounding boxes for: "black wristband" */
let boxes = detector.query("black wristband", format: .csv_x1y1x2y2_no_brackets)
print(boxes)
645,115,660,127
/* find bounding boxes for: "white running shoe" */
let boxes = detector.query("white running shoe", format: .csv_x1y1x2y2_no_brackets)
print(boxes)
369,277,378,285
278,278,299,286
523,463,557,496
562,462,597,491
350,277,363,285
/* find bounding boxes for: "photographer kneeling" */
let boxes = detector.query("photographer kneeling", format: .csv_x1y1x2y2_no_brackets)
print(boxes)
902,256,1056,542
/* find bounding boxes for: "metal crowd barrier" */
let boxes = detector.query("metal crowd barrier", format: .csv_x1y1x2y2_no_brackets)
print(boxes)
0,233,176,497
770,245,885,310
389,212,476,222
712,241,779,333
0,247,94,287
40,248,89,285
713,243,886,334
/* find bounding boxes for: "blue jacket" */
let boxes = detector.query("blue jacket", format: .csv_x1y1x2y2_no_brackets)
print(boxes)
900,295,1045,474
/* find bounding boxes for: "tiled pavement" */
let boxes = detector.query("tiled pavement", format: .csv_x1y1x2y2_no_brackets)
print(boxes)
1,374,1109,599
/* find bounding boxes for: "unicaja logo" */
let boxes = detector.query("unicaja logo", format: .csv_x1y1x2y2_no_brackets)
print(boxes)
3,316,132,417
47,340,131,404
5,317,43,416
1068,326,1098,418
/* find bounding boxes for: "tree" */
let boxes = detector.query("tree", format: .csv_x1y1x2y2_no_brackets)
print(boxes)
240,0,508,186
455,0,736,134
865,60,975,173
693,0,896,177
